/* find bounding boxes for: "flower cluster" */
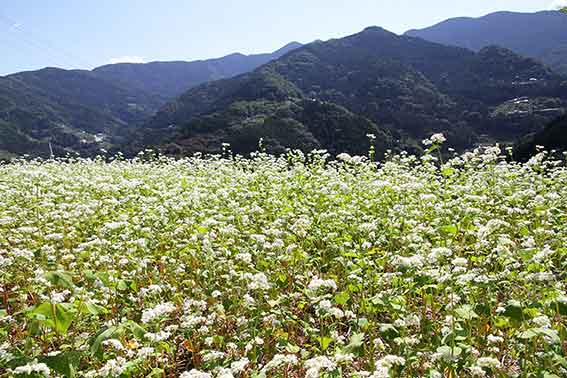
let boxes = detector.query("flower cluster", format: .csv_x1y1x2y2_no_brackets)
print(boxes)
1,146,566,377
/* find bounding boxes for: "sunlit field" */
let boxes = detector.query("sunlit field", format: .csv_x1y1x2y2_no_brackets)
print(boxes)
1,141,567,377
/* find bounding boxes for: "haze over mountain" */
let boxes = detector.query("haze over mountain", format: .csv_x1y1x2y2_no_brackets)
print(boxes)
92,42,303,99
405,10,567,74
140,26,567,157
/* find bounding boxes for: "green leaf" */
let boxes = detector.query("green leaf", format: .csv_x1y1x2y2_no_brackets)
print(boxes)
334,291,350,306
148,368,166,378
44,271,75,289
378,323,398,339
90,326,120,356
53,304,75,334
317,336,333,351
125,320,146,339
29,302,53,320
518,328,561,344
117,280,129,291
440,224,458,235
39,352,81,378
455,305,478,321
285,343,300,353
441,167,455,177
503,301,523,321
539,328,560,344
344,333,364,353
436,345,462,360
27,302,74,334
518,328,539,340
80,302,108,316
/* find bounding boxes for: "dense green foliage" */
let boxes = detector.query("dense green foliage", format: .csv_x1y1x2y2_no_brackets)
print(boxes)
0,69,162,158
1,144,567,377
145,27,566,156
405,11,567,75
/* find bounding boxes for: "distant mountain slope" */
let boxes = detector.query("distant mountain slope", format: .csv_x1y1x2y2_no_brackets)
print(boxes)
514,115,567,160
0,68,163,158
405,11,567,74
141,26,567,157
92,42,302,99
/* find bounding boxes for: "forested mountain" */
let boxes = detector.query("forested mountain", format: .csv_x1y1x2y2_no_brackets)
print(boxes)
92,42,303,99
515,115,567,160
0,43,302,158
405,11,567,75
0,68,162,159
140,26,567,157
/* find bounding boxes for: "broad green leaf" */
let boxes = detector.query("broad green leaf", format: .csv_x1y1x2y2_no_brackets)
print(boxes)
518,328,539,340
39,351,81,378
81,302,108,316
455,305,478,320
503,302,523,321
318,336,333,351
125,320,146,339
117,280,129,291
90,326,120,356
285,343,300,353
44,271,75,289
334,291,350,305
440,224,458,235
436,345,462,360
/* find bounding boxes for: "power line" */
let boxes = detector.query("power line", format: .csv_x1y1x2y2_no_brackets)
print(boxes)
0,11,91,70
0,25,64,73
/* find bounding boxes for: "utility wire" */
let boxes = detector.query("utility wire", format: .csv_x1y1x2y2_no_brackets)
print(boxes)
0,11,91,70
0,29,63,73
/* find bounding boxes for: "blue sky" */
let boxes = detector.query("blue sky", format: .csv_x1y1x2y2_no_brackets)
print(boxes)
0,0,559,75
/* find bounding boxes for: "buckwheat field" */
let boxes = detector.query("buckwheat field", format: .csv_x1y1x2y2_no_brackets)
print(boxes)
1,142,567,377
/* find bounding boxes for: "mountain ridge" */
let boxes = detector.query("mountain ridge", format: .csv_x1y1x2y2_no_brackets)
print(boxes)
405,10,567,75
91,42,303,99
139,26,567,157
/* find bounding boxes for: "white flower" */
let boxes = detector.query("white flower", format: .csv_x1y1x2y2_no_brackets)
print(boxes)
144,331,171,342
141,302,176,323
487,335,503,344
102,339,124,350
230,357,250,373
262,354,298,371
12,361,51,377
201,350,224,363
476,357,501,369
334,351,355,363
430,133,446,144
180,369,212,378
98,357,127,377
247,272,271,290
304,356,337,378
308,277,337,291
377,355,406,368
469,365,487,377
216,368,235,378
137,347,155,358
